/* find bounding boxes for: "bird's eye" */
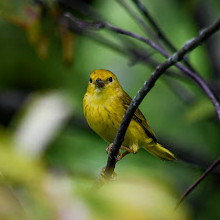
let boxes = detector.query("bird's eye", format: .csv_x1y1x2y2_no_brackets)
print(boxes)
109,77,113,82
89,78,92,83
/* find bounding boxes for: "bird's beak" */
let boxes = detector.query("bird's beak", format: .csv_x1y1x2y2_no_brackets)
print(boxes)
95,78,105,88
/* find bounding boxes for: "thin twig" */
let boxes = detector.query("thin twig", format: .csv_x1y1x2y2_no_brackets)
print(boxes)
102,17,220,178
132,0,176,51
62,12,196,104
116,0,157,40
0,173,27,214
132,0,198,73
174,156,220,210
63,13,187,81
193,1,220,78
63,13,196,102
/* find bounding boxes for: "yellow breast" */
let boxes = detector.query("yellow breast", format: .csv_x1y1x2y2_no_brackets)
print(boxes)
83,91,122,143
83,90,146,148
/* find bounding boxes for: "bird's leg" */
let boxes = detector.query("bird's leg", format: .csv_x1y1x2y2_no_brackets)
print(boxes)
116,150,130,162
106,144,130,161
106,143,122,156
116,145,138,162
118,148,122,158
120,146,138,154
106,143,113,157
145,138,153,144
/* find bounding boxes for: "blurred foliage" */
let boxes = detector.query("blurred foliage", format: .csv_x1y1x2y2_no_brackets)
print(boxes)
0,0,74,63
186,98,215,123
0,0,219,219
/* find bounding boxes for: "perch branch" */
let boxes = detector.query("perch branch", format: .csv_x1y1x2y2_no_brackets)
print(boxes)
103,17,220,178
66,11,220,208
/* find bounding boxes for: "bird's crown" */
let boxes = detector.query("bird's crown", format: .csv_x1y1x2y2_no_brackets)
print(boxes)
88,69,120,90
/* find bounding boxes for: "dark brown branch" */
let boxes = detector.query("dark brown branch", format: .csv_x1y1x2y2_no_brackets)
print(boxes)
103,17,220,178
174,156,220,211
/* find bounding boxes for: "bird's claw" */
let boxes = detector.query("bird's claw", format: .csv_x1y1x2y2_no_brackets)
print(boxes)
106,143,113,157
106,144,126,162
115,154,122,162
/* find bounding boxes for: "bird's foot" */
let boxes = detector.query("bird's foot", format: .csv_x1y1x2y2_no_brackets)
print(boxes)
106,143,113,157
116,150,130,162
120,146,138,154
106,144,135,161
106,144,122,160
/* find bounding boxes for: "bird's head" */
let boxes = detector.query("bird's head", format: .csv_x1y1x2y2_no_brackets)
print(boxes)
87,69,121,96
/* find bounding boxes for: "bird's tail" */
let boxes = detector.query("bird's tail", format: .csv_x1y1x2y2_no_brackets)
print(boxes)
144,142,176,161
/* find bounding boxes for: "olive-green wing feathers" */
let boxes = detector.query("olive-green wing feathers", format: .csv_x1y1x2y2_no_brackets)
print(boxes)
121,92,157,142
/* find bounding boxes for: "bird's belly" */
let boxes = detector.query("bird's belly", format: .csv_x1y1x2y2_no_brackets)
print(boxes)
85,103,145,148
86,104,121,143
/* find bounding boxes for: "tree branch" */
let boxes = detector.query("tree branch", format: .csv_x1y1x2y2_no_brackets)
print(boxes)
102,17,220,178
174,156,220,211
65,9,220,209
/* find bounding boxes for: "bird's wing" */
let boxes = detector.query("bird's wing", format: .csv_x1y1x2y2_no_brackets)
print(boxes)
121,91,157,142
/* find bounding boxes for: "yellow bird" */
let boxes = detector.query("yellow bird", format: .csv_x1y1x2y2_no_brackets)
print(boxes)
83,69,176,161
